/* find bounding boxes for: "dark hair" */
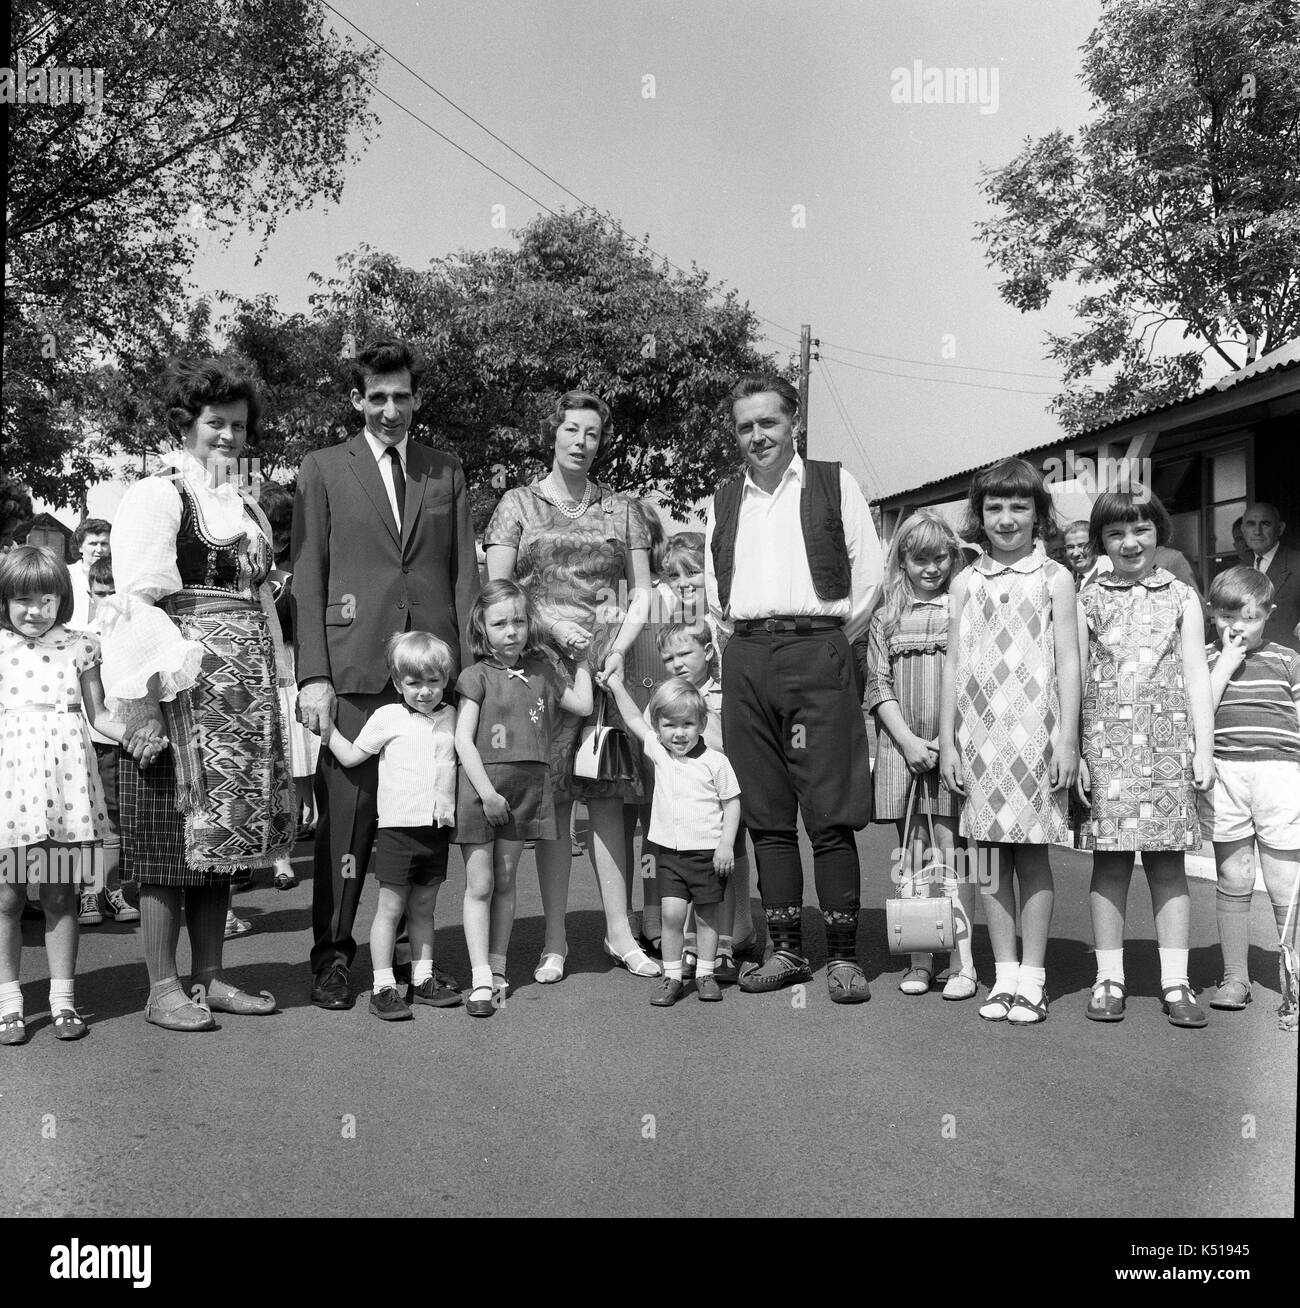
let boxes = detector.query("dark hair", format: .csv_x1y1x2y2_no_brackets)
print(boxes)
1208,566,1275,613
257,480,294,534
636,500,667,575
961,458,1056,547
1088,490,1173,556
87,556,114,589
468,578,548,661
538,390,612,458
163,357,262,446
726,374,799,420
350,338,425,395
0,544,75,631
73,518,112,552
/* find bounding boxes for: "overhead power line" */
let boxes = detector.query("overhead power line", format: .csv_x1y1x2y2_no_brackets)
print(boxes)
818,350,1059,396
817,337,1060,381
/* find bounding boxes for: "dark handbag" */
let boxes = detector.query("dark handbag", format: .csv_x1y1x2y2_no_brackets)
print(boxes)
885,774,957,954
572,690,638,783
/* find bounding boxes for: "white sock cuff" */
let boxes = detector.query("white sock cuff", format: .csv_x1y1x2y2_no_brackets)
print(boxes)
372,968,397,991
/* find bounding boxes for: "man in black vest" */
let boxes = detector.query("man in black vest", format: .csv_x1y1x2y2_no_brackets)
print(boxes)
705,375,883,1003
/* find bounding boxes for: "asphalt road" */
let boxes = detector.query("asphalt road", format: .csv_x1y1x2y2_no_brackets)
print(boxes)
2,823,1294,1219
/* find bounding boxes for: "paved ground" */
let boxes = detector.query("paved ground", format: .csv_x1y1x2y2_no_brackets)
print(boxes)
2,822,1294,1220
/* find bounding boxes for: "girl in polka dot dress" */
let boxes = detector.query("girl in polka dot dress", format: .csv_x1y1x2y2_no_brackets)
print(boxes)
0,547,125,1045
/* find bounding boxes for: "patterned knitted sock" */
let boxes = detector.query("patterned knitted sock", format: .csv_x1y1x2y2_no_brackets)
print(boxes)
823,907,859,964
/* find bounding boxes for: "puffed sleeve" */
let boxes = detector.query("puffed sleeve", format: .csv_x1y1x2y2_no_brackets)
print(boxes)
99,476,203,715
484,489,525,550
863,611,896,714
455,662,487,705
73,633,102,673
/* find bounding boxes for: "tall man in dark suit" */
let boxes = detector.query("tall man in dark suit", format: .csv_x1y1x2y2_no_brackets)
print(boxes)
1242,502,1300,654
293,339,479,1009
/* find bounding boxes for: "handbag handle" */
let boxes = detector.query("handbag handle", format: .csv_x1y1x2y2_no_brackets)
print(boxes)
898,770,943,896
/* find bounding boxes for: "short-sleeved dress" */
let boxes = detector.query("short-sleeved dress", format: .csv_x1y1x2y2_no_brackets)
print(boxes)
1077,568,1200,851
0,628,111,847
955,554,1069,845
865,596,957,821
485,480,650,802
454,653,571,842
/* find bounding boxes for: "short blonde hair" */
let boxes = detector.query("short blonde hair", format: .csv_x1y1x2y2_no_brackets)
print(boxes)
386,630,454,681
646,676,707,729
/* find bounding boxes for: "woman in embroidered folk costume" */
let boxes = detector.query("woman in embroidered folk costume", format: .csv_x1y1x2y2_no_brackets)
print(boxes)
101,359,295,1031
484,391,661,984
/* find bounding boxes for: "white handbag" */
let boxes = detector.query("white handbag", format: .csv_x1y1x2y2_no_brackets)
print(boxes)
572,690,638,782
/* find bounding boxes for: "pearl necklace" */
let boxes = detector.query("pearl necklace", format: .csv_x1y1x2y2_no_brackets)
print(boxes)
547,473,592,519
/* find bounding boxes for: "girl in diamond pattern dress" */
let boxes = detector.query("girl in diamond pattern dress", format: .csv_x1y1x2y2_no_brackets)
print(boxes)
940,459,1081,1026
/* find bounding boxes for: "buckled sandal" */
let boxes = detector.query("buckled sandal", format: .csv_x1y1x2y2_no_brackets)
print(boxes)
1007,992,1049,1025
941,971,979,1001
1161,983,1207,1028
51,1008,89,1041
0,1013,28,1046
978,991,1017,1022
603,940,662,978
1085,979,1127,1022
534,951,567,984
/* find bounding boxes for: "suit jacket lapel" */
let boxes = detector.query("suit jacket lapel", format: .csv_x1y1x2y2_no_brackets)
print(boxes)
401,442,431,555
348,435,401,548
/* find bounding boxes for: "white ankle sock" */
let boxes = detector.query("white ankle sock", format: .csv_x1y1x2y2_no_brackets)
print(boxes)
411,959,433,984
470,965,494,991
1017,965,1047,1005
1094,948,1125,985
49,978,75,1011
1158,947,1189,989
695,959,715,978
0,980,22,1019
372,968,396,991
979,963,1019,1017
664,961,683,981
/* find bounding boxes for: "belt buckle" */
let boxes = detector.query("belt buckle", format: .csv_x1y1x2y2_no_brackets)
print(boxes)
762,617,781,634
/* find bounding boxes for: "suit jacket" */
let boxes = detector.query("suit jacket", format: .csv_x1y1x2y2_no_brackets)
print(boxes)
291,435,480,695
1264,546,1300,654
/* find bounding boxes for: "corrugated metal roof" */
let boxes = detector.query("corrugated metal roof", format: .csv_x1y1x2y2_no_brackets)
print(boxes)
874,342,1300,504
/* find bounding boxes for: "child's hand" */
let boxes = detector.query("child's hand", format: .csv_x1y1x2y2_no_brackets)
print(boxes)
1075,758,1092,806
483,791,512,826
1193,747,1216,793
939,743,965,797
901,733,938,774
1050,739,1079,793
713,845,734,878
602,664,625,689
1219,626,1249,671
319,718,333,746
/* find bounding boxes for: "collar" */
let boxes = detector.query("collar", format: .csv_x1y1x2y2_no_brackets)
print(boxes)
1256,543,1280,570
156,447,248,510
1098,565,1175,591
364,431,408,464
742,449,803,497
485,656,531,683
974,551,1045,579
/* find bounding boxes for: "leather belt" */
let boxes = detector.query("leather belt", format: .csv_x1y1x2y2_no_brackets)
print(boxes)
731,616,844,636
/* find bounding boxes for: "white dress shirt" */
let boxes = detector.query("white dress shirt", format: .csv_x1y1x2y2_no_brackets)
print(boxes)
364,430,408,530
69,560,93,632
1255,543,1279,573
704,452,883,642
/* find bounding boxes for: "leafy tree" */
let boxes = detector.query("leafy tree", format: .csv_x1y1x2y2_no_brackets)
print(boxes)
977,0,1300,433
3,0,377,506
224,210,784,522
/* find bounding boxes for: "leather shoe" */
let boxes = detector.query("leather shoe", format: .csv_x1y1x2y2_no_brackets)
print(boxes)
695,974,723,1002
738,948,813,993
369,986,412,1021
311,964,353,1011
412,974,462,1007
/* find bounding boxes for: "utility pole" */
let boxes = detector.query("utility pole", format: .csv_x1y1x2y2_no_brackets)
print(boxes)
798,322,811,458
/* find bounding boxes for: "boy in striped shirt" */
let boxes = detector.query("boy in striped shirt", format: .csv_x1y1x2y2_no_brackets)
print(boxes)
1203,567,1300,1024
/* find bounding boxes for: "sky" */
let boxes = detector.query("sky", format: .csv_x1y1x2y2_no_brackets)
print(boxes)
186,0,1120,503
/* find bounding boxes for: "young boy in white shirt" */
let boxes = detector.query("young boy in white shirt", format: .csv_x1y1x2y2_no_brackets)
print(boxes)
605,669,741,1005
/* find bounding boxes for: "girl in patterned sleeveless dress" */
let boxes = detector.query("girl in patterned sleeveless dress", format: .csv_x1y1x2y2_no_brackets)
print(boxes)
0,547,123,1044
940,459,1081,1025
1077,491,1214,1028
866,510,978,1000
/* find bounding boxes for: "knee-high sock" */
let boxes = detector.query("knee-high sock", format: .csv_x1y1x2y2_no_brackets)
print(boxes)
765,903,803,956
186,883,230,979
139,884,183,988
1216,888,1253,982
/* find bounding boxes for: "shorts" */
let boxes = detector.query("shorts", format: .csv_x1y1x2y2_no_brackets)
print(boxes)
373,826,451,888
94,742,121,850
455,761,556,845
1198,757,1300,849
656,847,725,906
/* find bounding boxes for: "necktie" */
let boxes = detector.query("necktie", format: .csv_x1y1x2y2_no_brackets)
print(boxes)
386,446,405,531
1256,554,1266,572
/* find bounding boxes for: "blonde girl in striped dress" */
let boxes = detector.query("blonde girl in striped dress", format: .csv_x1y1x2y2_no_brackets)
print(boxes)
867,510,977,999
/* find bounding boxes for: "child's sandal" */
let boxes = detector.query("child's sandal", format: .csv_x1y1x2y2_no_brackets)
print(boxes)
941,971,979,1002
51,1008,88,1041
978,991,1016,1022
0,1013,28,1046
